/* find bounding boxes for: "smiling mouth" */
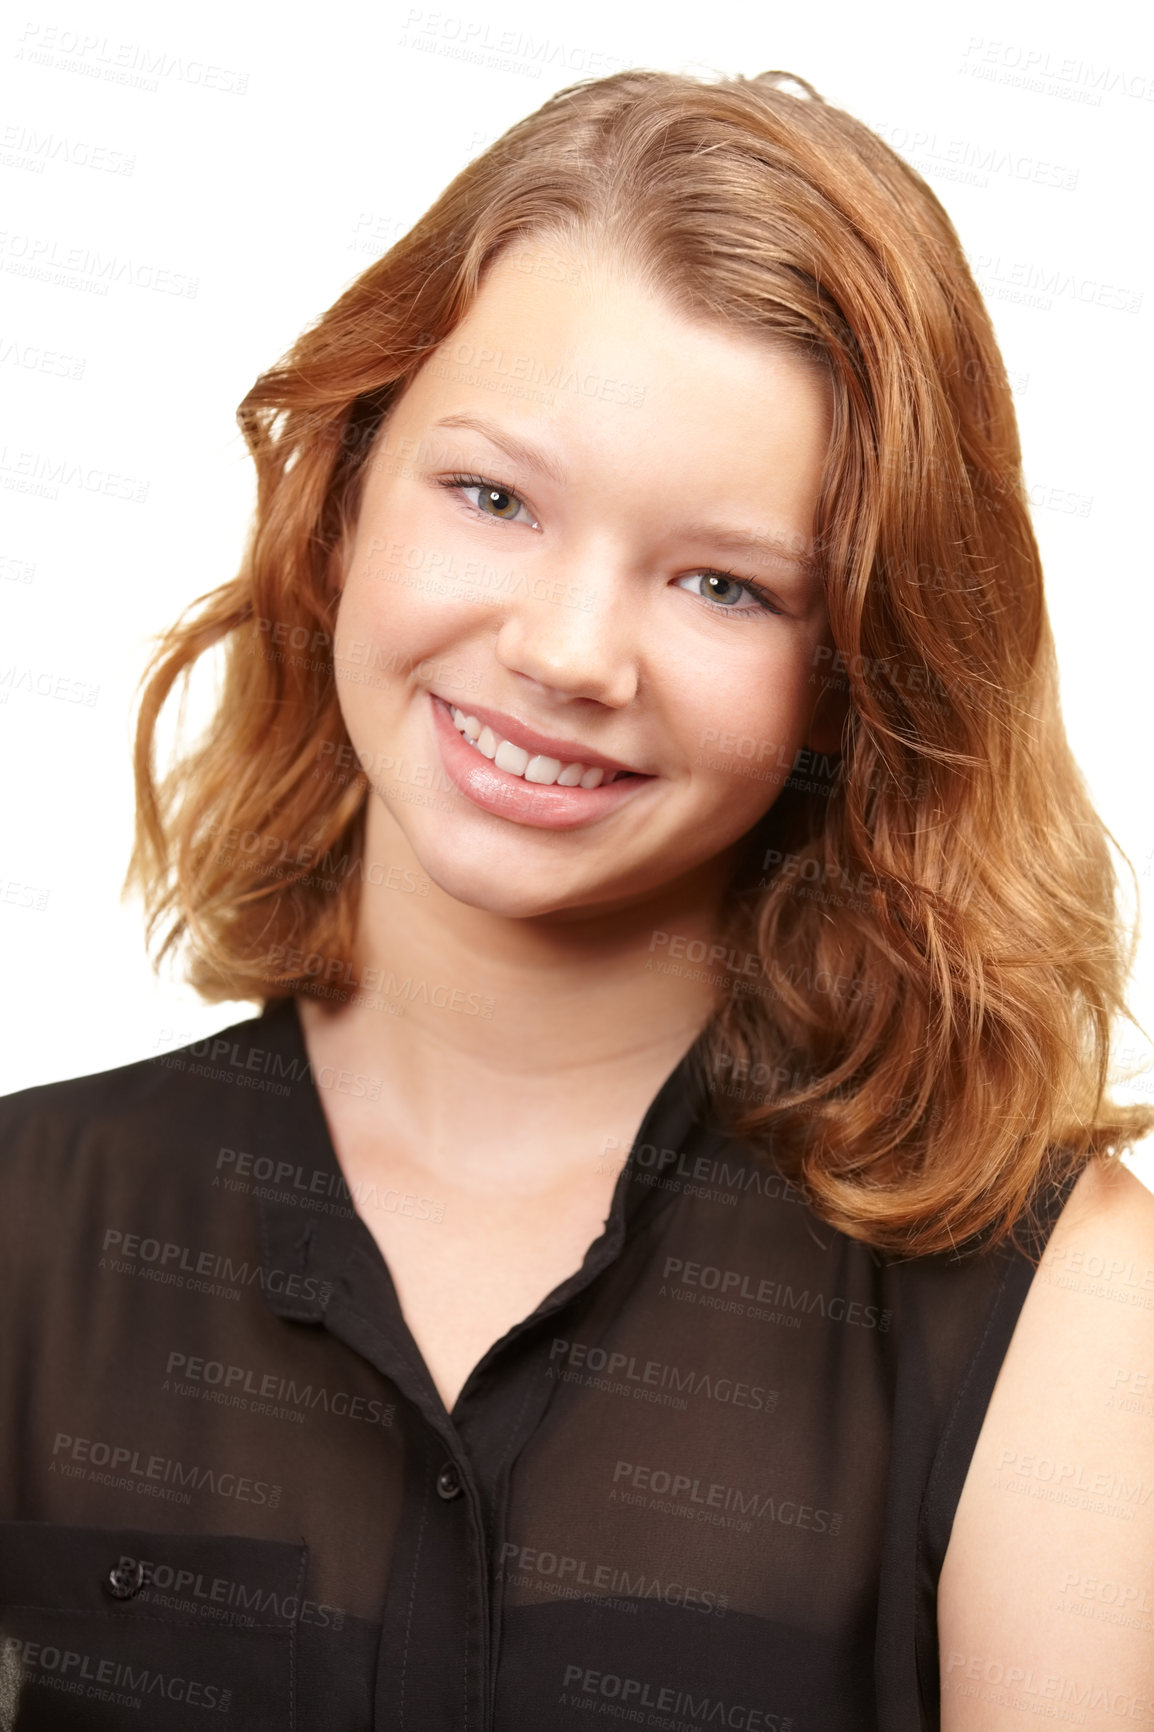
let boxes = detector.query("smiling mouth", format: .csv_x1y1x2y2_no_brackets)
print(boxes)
445,704,642,789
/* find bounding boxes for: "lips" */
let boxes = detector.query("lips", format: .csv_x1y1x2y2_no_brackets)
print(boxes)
428,693,657,831
431,693,647,778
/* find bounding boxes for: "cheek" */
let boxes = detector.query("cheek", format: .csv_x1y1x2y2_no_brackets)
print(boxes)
689,647,815,772
329,564,412,758
341,530,420,640
674,651,819,847
337,515,459,669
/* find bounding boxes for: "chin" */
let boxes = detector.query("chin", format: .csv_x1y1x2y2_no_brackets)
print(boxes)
419,856,587,919
398,834,571,928
401,824,659,922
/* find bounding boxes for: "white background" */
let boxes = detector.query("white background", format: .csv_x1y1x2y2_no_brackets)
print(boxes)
2,0,1152,1187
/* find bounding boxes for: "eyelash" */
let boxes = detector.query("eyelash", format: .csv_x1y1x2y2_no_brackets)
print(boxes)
440,473,539,528
437,471,785,619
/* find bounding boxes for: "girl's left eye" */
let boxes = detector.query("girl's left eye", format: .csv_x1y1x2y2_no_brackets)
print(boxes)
440,473,538,526
677,571,785,618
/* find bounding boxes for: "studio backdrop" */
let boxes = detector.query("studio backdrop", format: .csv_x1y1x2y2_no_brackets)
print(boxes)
2,0,1151,1182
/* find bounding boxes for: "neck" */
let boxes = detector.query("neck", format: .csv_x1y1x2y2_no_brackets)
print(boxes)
295,802,738,1157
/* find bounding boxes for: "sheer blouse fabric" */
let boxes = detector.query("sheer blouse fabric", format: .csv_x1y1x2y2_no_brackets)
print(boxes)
0,998,1074,1730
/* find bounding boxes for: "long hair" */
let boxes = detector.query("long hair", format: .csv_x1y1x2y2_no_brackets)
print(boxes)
127,66,1153,1256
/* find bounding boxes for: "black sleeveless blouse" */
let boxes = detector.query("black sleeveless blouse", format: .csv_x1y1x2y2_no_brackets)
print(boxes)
0,998,1075,1730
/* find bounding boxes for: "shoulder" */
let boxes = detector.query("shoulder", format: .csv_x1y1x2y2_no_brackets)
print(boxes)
0,1012,256,1130
1032,1154,1154,1319
979,1155,1154,1420
939,1156,1154,1724
0,1010,271,1199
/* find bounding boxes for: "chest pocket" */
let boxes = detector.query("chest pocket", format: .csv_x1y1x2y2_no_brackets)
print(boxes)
0,1522,307,1730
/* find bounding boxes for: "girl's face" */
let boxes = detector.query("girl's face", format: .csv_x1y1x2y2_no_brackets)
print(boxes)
333,241,837,921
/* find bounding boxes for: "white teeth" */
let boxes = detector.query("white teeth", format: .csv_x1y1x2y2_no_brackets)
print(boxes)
525,755,563,785
494,740,530,776
447,702,631,790
450,705,480,740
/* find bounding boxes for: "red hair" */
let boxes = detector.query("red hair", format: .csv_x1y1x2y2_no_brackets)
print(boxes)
127,67,1153,1256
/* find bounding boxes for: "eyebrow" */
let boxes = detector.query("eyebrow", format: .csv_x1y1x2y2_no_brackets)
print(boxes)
429,411,819,576
429,412,570,488
671,521,818,576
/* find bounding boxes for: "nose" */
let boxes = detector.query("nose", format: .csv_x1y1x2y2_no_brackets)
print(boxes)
490,556,641,709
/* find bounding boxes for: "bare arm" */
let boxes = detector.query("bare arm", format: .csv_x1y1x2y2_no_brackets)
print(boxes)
939,1157,1154,1728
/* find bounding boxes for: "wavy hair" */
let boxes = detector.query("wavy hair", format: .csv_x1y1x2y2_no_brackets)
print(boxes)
127,66,1153,1256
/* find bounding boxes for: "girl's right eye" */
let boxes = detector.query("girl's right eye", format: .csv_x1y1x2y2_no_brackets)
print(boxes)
439,473,539,527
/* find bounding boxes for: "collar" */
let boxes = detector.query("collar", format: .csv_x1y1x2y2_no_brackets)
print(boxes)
247,995,719,1326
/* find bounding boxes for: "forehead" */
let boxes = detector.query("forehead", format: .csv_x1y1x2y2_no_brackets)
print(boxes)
429,240,830,433
393,241,831,565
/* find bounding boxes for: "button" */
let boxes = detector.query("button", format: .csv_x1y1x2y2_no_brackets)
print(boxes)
435,1462,463,1501
105,1557,145,1600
